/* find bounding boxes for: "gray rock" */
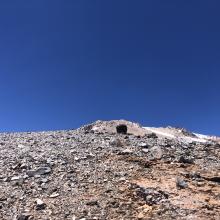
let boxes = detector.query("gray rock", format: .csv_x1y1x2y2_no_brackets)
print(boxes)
142,148,149,153
20,163,27,169
35,198,46,210
136,186,168,205
86,200,99,206
176,177,188,189
41,178,49,183
138,142,148,148
120,148,133,155
3,177,9,182
11,176,22,181
17,214,30,220
27,167,51,177
109,138,123,147
49,193,59,198
149,146,163,160
179,156,194,164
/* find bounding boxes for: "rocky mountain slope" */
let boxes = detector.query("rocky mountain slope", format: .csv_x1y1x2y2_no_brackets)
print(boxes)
0,120,219,220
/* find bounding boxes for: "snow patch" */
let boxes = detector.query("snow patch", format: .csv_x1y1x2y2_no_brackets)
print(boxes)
143,127,208,143
143,127,175,138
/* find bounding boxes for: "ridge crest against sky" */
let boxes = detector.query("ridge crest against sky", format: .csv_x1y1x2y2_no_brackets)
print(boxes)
0,1,219,134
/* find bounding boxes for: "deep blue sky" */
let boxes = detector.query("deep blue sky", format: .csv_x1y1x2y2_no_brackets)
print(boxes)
0,1,220,134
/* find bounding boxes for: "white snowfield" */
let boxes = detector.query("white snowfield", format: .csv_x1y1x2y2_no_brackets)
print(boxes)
143,127,209,144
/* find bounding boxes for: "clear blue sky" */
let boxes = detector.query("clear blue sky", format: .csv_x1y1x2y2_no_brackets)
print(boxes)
0,1,220,135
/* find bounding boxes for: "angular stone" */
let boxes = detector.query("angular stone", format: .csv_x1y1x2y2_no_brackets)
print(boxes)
17,214,31,220
27,167,51,177
142,148,149,153
149,146,163,160
138,142,148,148
176,178,188,189
35,198,46,210
109,138,123,147
120,148,133,155
49,193,59,198
11,176,22,181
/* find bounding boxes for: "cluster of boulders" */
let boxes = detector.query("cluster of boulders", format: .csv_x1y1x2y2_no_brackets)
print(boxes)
0,120,219,219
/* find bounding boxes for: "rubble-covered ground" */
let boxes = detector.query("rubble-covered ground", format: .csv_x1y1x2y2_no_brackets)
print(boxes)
0,120,219,220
